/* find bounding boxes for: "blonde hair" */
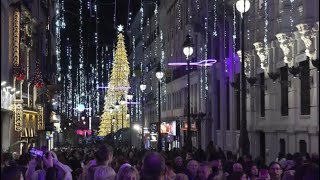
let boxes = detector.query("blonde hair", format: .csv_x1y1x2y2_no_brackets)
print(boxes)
116,166,140,180
94,166,116,180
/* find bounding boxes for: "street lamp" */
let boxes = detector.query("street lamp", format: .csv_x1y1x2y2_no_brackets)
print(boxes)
156,65,164,151
236,0,250,155
183,34,194,152
126,93,133,147
140,82,146,149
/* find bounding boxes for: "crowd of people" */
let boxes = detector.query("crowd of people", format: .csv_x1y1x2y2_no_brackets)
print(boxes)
1,142,319,180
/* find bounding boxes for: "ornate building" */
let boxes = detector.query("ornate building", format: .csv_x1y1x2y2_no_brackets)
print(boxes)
1,0,57,153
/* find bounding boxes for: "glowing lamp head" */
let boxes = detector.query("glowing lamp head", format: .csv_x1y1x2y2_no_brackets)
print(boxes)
236,0,250,13
112,116,116,123
156,67,164,81
77,104,85,112
183,34,194,57
140,84,146,92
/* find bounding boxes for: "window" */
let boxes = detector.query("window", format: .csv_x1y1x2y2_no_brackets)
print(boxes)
236,74,240,130
299,140,307,155
281,66,288,116
300,60,310,115
260,73,265,117
226,77,230,130
279,139,286,155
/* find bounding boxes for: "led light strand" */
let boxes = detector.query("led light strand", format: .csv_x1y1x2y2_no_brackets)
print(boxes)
213,0,218,36
79,0,85,110
264,0,268,52
233,2,237,61
290,0,294,36
195,0,200,11
178,0,181,30
204,0,209,102
95,1,99,114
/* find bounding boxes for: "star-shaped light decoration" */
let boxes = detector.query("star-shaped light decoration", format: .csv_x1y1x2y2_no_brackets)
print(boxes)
117,24,124,32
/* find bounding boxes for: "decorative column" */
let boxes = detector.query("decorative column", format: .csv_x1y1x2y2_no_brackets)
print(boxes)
276,33,294,67
253,42,268,70
296,23,317,60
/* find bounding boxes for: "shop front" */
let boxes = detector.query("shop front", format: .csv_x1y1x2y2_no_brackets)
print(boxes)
181,121,198,149
1,86,14,152
149,121,180,151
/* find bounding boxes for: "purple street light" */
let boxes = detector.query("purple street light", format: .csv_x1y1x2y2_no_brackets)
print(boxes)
168,59,217,67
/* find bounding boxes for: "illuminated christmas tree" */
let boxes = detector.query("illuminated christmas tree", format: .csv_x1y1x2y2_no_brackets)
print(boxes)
98,25,130,136
33,60,44,89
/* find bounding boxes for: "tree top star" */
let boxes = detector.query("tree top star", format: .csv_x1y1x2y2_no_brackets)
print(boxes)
117,25,124,32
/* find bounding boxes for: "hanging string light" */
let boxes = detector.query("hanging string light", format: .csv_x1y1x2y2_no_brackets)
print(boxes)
213,0,218,36
233,2,237,61
290,0,294,36
78,0,85,112
264,0,268,52
178,1,181,30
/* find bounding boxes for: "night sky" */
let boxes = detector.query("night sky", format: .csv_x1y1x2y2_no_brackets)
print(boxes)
62,0,140,67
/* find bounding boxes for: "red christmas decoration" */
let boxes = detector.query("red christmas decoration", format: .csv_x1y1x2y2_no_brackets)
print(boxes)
32,60,45,89
14,64,26,81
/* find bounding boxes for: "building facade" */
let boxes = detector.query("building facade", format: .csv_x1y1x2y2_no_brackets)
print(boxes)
128,0,319,161
1,0,57,153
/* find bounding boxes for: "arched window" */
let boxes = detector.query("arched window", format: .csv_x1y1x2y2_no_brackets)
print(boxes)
299,140,307,154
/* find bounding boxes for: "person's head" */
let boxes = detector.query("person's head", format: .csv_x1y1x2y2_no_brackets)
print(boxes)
259,168,271,180
187,160,199,176
94,166,116,180
269,162,282,179
250,164,259,176
174,173,188,180
211,158,222,170
1,162,23,180
281,170,295,180
95,144,114,165
141,152,166,180
229,171,247,180
174,156,183,167
244,154,252,162
197,162,212,180
12,152,20,160
116,165,139,180
233,163,244,173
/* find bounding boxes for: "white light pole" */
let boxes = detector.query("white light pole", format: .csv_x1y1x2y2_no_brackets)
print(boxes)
236,0,251,155
140,82,146,149
126,93,133,147
156,65,164,151
183,34,194,151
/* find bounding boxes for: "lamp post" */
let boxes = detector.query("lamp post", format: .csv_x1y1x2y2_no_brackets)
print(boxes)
236,0,251,155
120,95,126,129
115,100,120,131
183,34,194,152
126,93,133,147
156,65,164,151
140,83,146,149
